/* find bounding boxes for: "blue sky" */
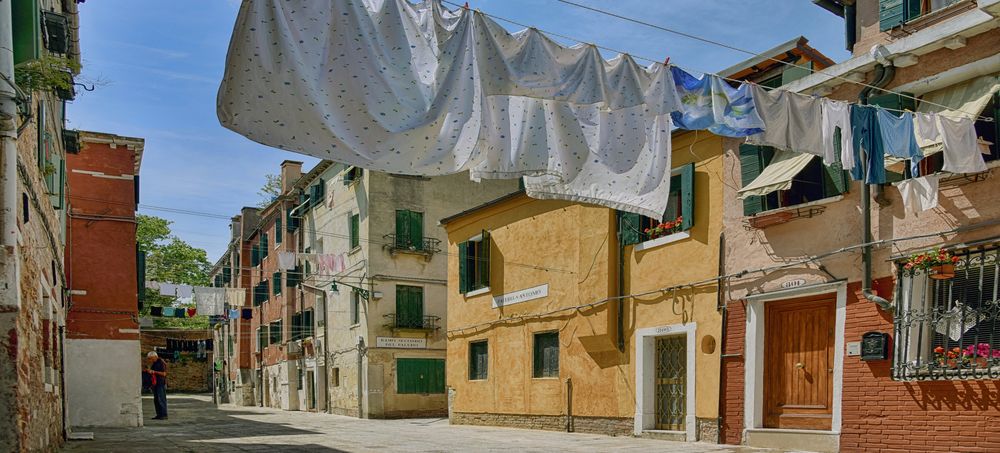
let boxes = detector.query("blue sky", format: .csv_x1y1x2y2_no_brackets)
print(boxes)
69,0,848,261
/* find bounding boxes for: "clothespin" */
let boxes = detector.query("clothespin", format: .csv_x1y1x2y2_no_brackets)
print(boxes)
463,2,469,9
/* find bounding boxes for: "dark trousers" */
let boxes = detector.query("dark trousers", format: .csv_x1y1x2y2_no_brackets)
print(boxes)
152,385,168,418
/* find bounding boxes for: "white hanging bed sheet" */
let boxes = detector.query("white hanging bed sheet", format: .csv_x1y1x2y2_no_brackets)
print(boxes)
219,0,780,216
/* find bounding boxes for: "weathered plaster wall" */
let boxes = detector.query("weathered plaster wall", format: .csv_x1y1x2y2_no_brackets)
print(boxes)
65,339,141,427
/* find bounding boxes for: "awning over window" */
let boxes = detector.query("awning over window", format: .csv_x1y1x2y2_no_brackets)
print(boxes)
738,149,815,199
914,74,1000,154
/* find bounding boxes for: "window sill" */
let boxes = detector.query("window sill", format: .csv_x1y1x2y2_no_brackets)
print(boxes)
633,231,691,252
464,287,491,298
348,246,361,255
349,323,361,329
531,376,560,380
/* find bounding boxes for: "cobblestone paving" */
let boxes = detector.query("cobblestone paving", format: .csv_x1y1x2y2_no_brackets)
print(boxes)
61,394,794,452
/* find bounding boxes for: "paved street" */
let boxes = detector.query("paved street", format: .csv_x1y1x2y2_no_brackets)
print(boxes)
61,394,787,452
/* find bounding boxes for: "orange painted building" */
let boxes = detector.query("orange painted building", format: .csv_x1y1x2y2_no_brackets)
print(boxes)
64,131,145,427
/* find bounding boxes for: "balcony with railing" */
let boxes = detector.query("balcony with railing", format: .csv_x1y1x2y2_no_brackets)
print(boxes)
382,234,441,258
383,313,440,331
892,246,1000,381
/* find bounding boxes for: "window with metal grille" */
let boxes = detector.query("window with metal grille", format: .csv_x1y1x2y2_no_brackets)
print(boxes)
533,332,559,378
893,246,1000,380
469,341,488,381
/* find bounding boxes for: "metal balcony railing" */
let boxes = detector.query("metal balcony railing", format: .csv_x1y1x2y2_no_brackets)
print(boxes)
893,247,1000,381
383,313,440,331
382,234,441,256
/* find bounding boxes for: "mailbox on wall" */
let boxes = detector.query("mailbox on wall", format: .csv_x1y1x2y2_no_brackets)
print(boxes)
861,332,890,361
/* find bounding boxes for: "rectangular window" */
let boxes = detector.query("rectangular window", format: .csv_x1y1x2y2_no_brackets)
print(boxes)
395,285,424,329
275,217,283,244
881,0,963,31
261,233,269,259
469,341,488,381
739,144,848,216
350,290,361,325
272,271,282,296
458,232,490,294
309,179,325,208
291,312,302,340
349,213,360,249
12,0,40,64
396,358,446,394
302,309,313,338
394,209,424,250
332,368,340,387
893,247,1000,381
257,327,265,351
343,166,363,185
533,332,560,378
618,163,695,246
269,320,282,345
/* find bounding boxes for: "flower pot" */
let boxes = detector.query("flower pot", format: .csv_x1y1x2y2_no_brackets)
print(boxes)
930,264,955,280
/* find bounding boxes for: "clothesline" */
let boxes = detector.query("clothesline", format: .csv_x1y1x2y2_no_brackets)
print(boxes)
218,0,992,218
543,0,993,122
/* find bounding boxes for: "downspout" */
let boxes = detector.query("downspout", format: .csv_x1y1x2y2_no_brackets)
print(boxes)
716,233,727,438
858,61,894,311
617,236,625,352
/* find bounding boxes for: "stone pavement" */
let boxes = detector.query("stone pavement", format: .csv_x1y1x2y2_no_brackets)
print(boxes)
61,394,793,453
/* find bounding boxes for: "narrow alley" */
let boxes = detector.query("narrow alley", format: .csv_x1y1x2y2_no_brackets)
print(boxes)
60,395,779,453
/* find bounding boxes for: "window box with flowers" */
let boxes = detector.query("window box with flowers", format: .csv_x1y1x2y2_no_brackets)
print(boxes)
618,163,694,252
901,248,960,280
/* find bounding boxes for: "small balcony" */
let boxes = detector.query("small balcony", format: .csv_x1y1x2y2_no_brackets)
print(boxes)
382,234,441,258
383,313,440,331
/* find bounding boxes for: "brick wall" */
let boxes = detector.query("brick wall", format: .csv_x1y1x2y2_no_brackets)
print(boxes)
140,330,213,392
720,280,1000,452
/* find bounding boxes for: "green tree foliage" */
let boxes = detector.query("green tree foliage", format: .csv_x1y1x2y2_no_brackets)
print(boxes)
138,214,211,329
257,173,281,207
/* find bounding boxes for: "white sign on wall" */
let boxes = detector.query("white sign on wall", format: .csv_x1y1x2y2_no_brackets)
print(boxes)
492,284,549,309
376,337,427,349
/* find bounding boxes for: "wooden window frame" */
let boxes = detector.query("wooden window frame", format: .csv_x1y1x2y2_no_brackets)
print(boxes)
532,331,560,379
469,340,488,381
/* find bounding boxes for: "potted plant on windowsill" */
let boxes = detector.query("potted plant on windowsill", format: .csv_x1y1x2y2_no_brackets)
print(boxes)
902,248,959,280
644,216,683,240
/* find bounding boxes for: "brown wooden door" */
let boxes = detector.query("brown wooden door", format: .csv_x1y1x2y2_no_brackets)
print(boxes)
763,295,835,430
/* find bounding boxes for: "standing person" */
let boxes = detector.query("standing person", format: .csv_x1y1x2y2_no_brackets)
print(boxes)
146,351,169,420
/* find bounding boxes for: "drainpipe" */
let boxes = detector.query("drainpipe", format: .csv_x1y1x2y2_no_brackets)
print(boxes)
1,0,23,310
565,377,573,432
616,225,625,352
858,60,894,311
716,233,727,438
356,336,365,418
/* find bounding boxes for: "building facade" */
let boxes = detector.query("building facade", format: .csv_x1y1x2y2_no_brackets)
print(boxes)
1,0,80,451
439,41,832,443
719,1,1000,452
64,131,144,428
214,161,518,417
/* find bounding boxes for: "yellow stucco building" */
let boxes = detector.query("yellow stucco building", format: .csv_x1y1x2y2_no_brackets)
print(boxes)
442,131,728,441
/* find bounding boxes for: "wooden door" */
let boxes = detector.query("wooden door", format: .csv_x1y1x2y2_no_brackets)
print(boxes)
763,295,835,430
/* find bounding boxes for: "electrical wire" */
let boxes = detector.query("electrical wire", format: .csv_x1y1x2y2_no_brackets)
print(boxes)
441,0,993,122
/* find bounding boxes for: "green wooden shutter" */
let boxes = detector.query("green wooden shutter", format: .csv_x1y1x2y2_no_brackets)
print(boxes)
458,241,469,293
37,102,45,169
824,128,850,197
740,144,766,216
349,213,360,249
275,216,282,243
428,359,445,393
869,91,916,111
410,211,423,251
479,231,490,288
397,359,419,393
396,286,423,328
679,163,695,231
261,233,269,258
618,211,641,246
54,158,65,209
12,0,41,64
395,210,407,247
272,272,281,295
780,61,813,86
879,0,905,31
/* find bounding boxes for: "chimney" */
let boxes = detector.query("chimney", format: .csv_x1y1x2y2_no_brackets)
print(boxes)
280,160,303,193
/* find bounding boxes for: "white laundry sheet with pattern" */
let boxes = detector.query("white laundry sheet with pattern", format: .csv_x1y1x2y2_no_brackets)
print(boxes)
217,0,690,217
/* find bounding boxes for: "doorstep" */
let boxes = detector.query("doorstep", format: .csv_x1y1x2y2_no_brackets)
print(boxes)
639,430,686,442
744,428,838,453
